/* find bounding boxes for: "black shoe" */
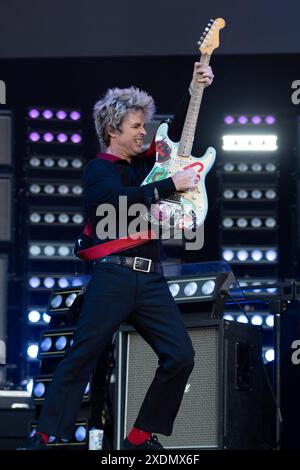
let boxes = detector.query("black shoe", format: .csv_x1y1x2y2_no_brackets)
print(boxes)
123,435,164,450
17,433,47,450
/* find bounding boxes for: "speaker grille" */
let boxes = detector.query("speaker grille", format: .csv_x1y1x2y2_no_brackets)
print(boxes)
125,327,220,448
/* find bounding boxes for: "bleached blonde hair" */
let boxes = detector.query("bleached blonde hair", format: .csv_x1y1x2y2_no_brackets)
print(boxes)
93,86,156,146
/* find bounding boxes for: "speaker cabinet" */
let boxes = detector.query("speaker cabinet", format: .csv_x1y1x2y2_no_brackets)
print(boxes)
115,318,263,449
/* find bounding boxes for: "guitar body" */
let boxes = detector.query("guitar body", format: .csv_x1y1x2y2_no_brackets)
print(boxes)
141,122,216,230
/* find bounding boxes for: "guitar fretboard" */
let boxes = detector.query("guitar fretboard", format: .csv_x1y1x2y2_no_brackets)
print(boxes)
178,54,211,157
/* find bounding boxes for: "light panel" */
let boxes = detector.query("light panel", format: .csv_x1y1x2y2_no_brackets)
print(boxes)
222,134,278,151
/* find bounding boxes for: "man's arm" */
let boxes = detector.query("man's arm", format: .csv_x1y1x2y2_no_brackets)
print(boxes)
84,159,176,209
84,159,199,209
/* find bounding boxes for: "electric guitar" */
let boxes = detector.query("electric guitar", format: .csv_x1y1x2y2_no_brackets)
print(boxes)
141,18,225,231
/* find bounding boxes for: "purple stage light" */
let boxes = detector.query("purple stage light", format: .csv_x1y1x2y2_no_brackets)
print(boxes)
238,115,248,124
29,132,41,142
57,133,68,143
71,133,82,144
224,115,234,124
43,132,54,142
28,109,40,119
42,109,53,119
56,110,67,120
265,115,276,125
70,111,81,121
252,115,262,124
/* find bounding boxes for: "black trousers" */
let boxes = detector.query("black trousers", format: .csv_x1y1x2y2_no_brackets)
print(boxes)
37,262,195,439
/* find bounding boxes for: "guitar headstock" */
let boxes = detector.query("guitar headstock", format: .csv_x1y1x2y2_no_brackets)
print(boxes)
198,18,225,55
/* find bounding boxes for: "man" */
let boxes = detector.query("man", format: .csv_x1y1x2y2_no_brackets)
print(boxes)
23,61,214,450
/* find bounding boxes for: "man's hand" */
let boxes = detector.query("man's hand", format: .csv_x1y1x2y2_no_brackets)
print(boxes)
189,61,214,93
172,169,199,192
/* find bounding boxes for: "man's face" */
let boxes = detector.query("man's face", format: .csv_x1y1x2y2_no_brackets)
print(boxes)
110,109,147,158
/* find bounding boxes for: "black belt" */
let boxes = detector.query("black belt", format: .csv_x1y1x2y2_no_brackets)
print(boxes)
94,255,163,274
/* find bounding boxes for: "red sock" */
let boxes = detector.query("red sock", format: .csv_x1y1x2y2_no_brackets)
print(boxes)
35,431,49,444
127,427,151,445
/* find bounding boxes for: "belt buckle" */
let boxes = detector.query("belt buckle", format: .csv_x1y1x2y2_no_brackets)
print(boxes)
133,257,152,273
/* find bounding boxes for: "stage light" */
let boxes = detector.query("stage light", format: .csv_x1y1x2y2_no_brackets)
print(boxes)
44,277,55,288
48,286,87,314
30,420,89,447
221,246,278,264
252,163,262,172
265,189,276,199
44,157,55,167
222,134,278,151
27,343,39,360
27,130,82,145
223,114,276,126
237,162,248,172
222,215,277,231
237,116,248,124
222,161,278,174
56,110,67,120
55,336,67,351
265,116,276,125
263,347,275,362
266,162,276,172
28,274,87,291
265,314,274,327
38,329,75,358
29,209,84,226
251,250,263,261
40,337,52,352
31,376,90,403
71,133,82,144
165,261,235,304
28,155,84,170
251,314,263,326
237,249,248,261
43,313,51,323
43,132,54,143
28,276,41,288
184,282,198,297
26,379,33,393
28,242,75,259
221,185,277,202
75,426,87,442
70,111,81,121
28,109,40,119
222,217,234,228
43,109,54,119
29,157,41,167
28,310,41,323
29,180,83,197
224,115,234,124
222,249,234,261
57,277,68,288
44,213,55,223
237,218,248,228
29,132,41,142
223,313,234,321
265,249,277,261
28,107,81,122
237,314,248,323
57,132,68,143
251,116,262,124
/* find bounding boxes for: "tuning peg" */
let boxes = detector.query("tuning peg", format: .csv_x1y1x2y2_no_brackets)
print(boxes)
197,40,202,46
210,18,215,22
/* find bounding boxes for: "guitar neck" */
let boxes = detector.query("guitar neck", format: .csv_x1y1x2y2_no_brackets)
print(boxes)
178,54,211,157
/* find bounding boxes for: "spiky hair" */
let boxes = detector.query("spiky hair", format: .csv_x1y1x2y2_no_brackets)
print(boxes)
93,86,156,146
